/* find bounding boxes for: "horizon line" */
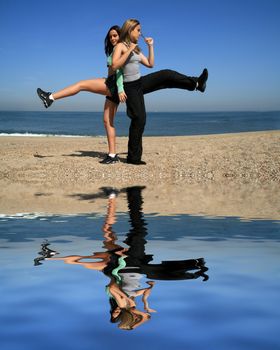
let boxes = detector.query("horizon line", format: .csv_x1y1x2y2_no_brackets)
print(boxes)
1,109,280,113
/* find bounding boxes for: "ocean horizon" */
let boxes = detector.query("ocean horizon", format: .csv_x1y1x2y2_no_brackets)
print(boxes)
1,110,279,137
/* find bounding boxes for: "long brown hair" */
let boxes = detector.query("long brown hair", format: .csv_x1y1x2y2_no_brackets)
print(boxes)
104,25,121,57
120,18,141,54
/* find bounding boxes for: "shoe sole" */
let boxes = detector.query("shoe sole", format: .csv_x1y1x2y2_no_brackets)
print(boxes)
99,159,120,164
127,161,146,165
197,70,208,93
37,88,49,108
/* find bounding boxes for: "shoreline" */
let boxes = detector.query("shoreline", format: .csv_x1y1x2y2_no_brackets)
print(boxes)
0,128,279,138
1,131,279,218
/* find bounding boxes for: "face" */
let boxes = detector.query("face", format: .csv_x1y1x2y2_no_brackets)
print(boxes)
112,307,121,319
109,29,119,46
130,24,141,43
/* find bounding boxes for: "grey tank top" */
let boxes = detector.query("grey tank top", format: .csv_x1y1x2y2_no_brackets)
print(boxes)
122,51,141,82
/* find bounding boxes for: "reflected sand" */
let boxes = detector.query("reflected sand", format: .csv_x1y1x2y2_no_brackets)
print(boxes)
1,182,279,220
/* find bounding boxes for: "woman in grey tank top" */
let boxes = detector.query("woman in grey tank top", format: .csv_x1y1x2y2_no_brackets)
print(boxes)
112,19,208,165
112,19,154,164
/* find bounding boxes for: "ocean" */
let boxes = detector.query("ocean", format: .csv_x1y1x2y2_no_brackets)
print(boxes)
0,110,279,137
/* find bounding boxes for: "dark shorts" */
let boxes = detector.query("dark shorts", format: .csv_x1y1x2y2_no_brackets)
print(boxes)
105,74,120,105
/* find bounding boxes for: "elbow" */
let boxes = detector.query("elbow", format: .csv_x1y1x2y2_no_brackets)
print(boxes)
111,62,120,71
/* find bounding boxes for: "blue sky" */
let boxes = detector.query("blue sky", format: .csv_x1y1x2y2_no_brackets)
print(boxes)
0,0,279,112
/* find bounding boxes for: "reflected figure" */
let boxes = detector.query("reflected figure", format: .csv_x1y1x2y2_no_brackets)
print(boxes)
34,186,208,330
34,240,58,266
123,187,208,282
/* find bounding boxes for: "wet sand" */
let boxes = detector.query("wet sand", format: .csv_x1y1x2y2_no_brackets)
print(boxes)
0,131,279,219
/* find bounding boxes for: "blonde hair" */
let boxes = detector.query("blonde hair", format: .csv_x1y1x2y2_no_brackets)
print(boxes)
117,309,144,330
120,18,141,54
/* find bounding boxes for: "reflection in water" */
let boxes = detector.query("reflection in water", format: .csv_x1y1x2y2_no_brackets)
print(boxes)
34,186,208,330
34,241,58,266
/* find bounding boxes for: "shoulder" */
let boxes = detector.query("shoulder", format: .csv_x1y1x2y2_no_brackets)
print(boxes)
116,42,126,49
116,42,128,52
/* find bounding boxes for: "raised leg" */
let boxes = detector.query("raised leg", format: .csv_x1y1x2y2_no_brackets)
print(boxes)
141,69,197,94
52,78,111,100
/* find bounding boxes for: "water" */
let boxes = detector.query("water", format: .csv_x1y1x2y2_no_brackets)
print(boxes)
0,186,279,350
0,110,279,137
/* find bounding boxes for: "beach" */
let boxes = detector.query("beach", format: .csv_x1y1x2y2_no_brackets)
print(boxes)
0,130,279,218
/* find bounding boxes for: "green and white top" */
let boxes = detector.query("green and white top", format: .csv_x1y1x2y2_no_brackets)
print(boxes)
107,53,124,94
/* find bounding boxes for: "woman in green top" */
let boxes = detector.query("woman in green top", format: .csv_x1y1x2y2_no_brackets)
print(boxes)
37,25,124,163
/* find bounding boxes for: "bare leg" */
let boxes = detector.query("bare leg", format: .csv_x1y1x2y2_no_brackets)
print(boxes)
103,99,118,154
52,78,111,100
50,78,120,156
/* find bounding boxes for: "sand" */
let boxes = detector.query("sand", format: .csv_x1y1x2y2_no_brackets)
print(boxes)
0,131,279,219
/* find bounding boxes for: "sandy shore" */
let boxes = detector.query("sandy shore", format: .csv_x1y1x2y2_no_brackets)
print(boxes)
0,131,279,219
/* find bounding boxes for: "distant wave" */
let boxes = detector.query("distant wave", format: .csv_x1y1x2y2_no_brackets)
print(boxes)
0,212,82,219
0,132,103,138
1,111,279,137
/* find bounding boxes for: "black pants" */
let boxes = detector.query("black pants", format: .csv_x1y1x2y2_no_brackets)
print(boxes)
123,186,209,281
142,69,197,94
124,79,146,163
124,186,153,267
124,70,197,162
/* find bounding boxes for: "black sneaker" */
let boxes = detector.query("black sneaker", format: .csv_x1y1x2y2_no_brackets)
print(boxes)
99,154,120,164
196,68,208,92
37,88,53,108
100,186,119,197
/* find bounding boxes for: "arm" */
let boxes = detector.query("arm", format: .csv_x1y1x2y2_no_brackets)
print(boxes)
111,42,137,70
140,37,154,68
142,281,157,313
116,68,127,103
116,68,124,93
132,281,157,313
48,253,110,270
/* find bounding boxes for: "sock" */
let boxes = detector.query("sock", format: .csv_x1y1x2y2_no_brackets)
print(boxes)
109,153,116,158
49,94,54,101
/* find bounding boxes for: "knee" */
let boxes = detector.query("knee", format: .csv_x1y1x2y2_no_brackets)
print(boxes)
77,80,88,90
103,113,114,129
138,119,146,129
132,115,146,129
160,69,174,79
162,69,174,81
161,69,173,74
103,118,114,129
